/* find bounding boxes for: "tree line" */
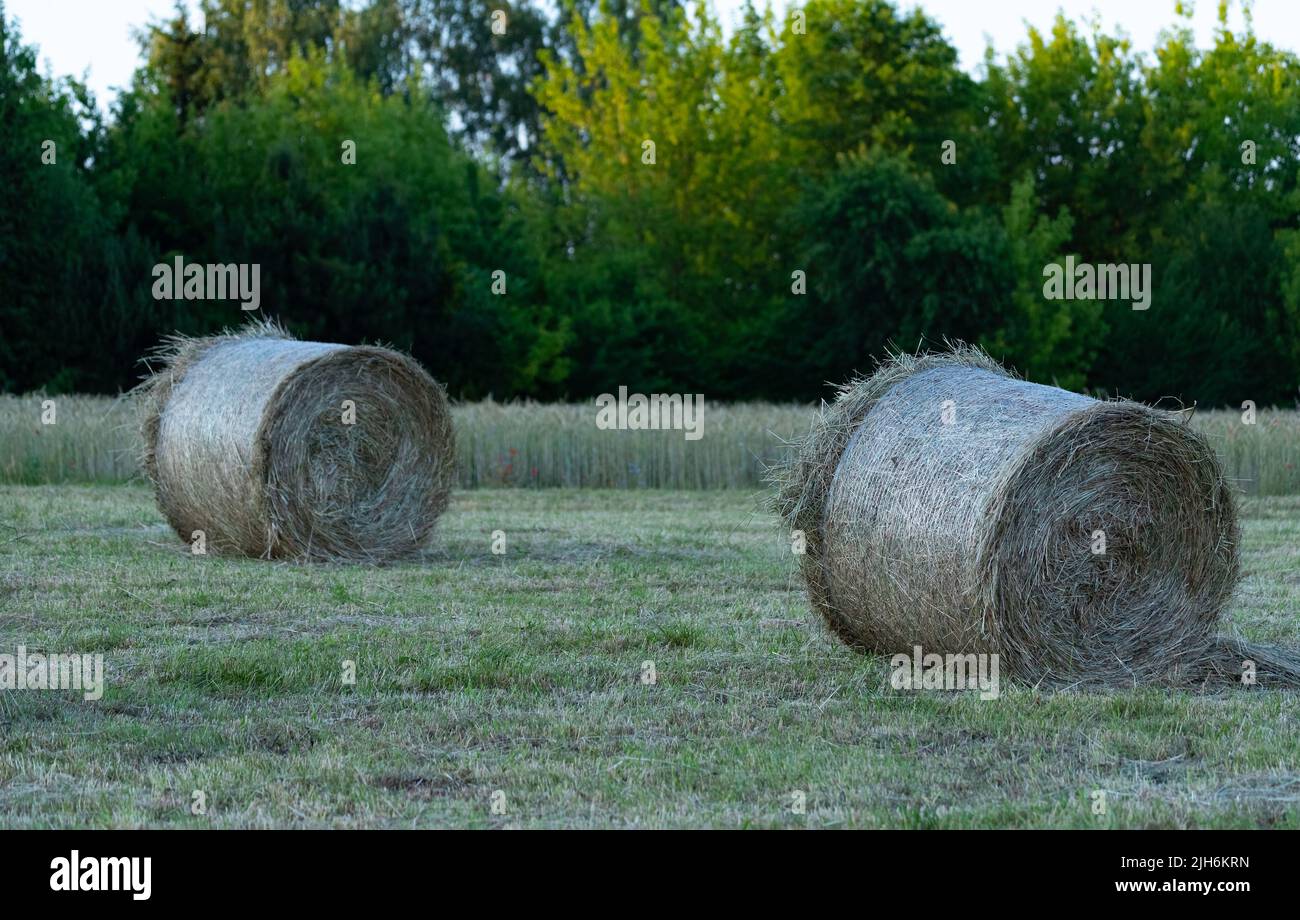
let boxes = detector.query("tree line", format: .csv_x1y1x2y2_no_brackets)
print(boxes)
2,0,1298,405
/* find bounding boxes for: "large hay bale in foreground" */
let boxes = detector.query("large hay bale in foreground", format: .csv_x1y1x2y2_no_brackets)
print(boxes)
775,345,1300,687
138,321,454,562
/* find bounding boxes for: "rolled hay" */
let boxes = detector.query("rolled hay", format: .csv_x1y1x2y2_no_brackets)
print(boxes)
137,320,455,562
774,345,1300,688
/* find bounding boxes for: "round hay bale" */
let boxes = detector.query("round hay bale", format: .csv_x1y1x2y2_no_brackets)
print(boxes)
137,320,455,562
774,345,1300,687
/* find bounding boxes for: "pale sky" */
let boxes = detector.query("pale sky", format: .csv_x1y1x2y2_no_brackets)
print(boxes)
6,0,1299,108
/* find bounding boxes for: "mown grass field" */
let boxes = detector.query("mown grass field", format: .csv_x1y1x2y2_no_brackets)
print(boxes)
2,485,1298,828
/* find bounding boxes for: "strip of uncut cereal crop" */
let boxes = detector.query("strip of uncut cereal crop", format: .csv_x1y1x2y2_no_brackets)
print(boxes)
1,394,1297,493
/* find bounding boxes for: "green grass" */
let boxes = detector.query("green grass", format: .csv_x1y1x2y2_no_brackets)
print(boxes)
4,394,1300,494
1,485,1299,828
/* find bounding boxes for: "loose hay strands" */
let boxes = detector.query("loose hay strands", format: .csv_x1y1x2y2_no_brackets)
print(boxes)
136,319,455,562
772,343,1300,688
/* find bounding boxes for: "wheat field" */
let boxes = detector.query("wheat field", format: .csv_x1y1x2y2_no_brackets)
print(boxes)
2,393,1298,494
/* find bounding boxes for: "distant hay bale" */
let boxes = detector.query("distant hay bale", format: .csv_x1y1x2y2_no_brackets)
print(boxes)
774,344,1300,688
137,320,455,562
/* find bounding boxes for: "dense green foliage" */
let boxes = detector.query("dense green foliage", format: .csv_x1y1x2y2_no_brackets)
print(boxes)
1,0,1297,404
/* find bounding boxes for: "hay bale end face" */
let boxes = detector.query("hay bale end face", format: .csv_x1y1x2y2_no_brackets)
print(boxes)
775,345,1299,687
138,321,455,562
